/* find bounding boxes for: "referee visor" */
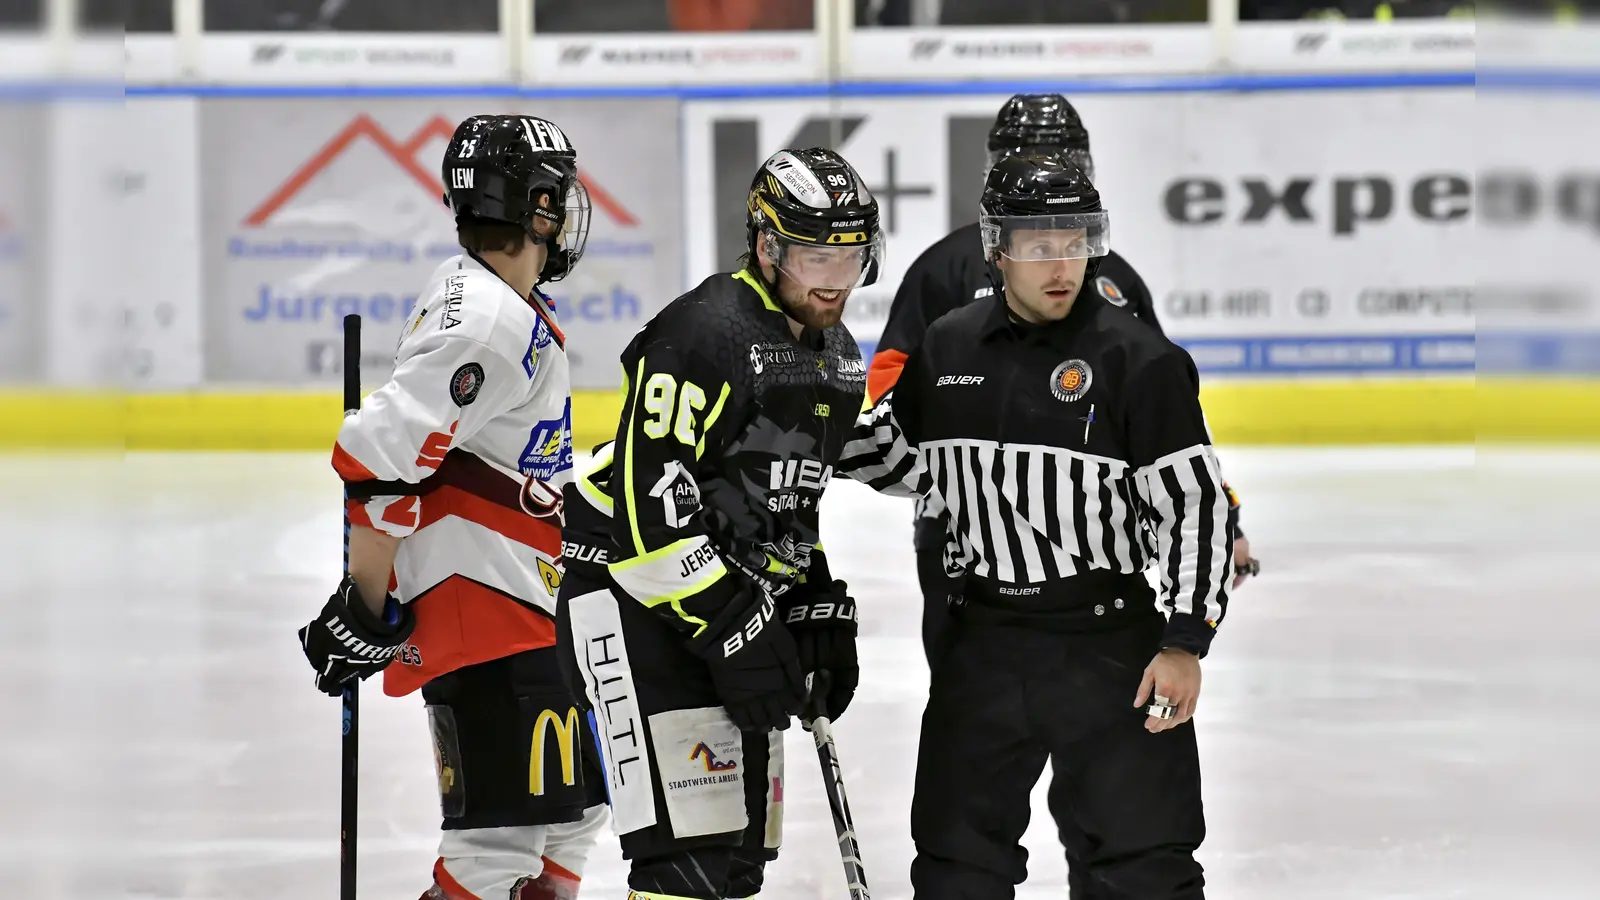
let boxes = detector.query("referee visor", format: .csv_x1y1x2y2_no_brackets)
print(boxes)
980,211,1110,263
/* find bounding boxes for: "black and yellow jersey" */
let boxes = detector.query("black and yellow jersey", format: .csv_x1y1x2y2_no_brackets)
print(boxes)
561,268,867,639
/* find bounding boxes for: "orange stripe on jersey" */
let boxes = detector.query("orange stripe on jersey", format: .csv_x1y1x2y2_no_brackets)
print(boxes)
382,575,559,697
531,301,565,349
381,495,421,531
417,484,562,556
867,348,910,406
345,498,375,529
331,442,378,482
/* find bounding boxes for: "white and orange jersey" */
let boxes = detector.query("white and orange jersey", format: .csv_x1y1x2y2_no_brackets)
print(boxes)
331,252,574,697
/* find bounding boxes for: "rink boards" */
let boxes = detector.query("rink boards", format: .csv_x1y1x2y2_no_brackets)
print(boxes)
1,77,1595,445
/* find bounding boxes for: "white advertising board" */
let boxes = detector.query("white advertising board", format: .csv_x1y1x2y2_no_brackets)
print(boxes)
121,98,205,389
847,25,1212,79
0,100,42,381
683,89,1476,377
528,31,821,86
126,35,183,84
199,34,509,84
1231,20,1475,72
1475,87,1600,375
198,98,682,389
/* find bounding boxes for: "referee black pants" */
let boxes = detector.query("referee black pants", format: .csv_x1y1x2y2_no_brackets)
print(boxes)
914,542,1206,900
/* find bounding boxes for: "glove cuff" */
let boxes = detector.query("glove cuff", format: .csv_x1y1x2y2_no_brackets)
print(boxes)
781,579,857,632
338,575,410,640
687,588,784,662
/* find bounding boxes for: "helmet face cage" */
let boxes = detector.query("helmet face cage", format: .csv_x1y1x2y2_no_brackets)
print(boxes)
539,176,591,284
759,229,884,291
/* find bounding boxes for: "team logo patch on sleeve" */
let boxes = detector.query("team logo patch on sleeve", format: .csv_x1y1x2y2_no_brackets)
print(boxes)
1050,359,1093,402
1096,276,1128,307
449,363,485,407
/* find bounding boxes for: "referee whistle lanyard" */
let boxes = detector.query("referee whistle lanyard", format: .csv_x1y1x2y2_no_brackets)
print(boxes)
1082,403,1096,443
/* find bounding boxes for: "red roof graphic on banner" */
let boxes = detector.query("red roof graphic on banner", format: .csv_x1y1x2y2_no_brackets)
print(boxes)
243,114,641,228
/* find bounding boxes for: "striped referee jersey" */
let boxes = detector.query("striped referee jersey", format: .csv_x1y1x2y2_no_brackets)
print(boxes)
840,289,1233,656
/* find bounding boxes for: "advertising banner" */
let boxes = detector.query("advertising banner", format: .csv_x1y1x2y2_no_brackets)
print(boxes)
529,32,820,85
200,98,681,388
0,101,42,382
44,100,124,387
126,34,182,84
682,89,1475,376
200,34,509,83
122,98,204,389
847,25,1212,79
1476,88,1600,375
1231,20,1475,72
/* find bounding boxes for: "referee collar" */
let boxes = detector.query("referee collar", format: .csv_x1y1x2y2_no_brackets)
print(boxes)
980,284,1102,345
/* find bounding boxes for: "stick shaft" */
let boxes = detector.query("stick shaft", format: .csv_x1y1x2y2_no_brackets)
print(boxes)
339,314,361,900
810,716,870,900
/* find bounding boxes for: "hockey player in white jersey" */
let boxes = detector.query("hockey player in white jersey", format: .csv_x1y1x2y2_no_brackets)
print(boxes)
296,114,608,900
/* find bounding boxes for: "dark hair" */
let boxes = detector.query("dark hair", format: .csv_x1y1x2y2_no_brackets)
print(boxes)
456,214,528,256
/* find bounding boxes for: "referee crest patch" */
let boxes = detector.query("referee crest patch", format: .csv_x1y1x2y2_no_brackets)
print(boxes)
1050,359,1093,402
1096,276,1128,307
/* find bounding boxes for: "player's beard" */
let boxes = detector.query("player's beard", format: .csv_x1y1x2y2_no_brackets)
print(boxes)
776,273,849,331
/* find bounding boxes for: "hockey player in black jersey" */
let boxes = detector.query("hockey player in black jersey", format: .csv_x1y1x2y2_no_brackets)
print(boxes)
554,148,879,900
841,154,1230,900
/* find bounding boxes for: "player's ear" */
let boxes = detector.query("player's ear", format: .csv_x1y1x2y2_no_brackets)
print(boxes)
530,193,559,240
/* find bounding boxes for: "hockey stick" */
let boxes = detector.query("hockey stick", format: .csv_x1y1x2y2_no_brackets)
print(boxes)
805,673,871,900
339,313,362,900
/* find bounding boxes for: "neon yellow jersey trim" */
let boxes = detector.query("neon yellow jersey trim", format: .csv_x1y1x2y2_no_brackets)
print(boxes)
734,270,782,313
698,382,732,460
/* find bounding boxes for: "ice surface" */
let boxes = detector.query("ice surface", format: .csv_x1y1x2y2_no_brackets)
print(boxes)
2,447,1596,899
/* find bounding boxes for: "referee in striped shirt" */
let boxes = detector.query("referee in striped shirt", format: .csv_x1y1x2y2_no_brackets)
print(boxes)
841,153,1231,900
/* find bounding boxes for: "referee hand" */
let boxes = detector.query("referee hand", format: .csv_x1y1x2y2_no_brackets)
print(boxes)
1232,535,1259,590
1134,648,1201,733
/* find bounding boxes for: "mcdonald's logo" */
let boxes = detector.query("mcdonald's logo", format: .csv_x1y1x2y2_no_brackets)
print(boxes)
530,706,579,796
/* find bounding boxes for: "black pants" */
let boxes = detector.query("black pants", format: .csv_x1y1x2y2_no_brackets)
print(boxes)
556,566,780,900
915,543,1205,900
419,646,608,831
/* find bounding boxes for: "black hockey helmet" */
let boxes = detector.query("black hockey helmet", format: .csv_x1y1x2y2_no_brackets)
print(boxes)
980,153,1110,282
988,93,1094,181
746,147,884,291
441,114,591,284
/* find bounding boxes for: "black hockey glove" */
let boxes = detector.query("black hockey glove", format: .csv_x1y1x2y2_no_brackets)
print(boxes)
298,575,415,697
782,579,859,720
688,589,806,732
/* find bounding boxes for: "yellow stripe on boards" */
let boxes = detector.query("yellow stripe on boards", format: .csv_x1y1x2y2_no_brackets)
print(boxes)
4,378,1597,451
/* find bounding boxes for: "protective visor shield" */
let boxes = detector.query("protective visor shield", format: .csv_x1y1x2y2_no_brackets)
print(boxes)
980,211,1110,263
761,231,884,291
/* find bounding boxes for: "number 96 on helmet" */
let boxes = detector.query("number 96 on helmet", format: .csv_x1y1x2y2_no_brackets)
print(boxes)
746,148,885,292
